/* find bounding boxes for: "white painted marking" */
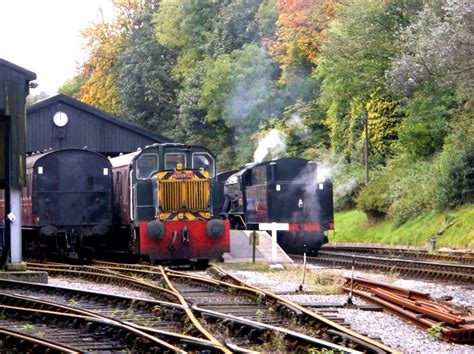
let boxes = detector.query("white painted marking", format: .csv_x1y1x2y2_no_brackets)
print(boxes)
259,222,289,263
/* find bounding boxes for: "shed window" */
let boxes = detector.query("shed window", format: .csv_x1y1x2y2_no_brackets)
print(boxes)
136,154,158,179
165,153,186,170
193,153,215,177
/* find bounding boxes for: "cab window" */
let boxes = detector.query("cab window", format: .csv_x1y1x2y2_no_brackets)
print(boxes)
252,165,267,185
136,154,158,179
193,153,215,177
165,153,186,170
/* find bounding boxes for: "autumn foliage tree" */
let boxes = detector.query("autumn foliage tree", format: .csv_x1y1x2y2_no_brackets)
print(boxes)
77,0,158,115
267,0,338,81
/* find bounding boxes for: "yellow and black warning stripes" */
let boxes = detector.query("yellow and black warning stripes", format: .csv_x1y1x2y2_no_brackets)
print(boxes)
157,169,211,217
159,211,210,221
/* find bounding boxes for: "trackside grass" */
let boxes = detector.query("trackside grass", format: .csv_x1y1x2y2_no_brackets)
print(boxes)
330,204,474,250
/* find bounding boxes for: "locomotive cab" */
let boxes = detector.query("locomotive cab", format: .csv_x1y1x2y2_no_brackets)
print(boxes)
111,143,230,262
220,164,254,229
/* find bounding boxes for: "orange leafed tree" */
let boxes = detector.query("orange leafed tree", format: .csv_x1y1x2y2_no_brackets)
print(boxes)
77,0,153,114
78,20,125,115
267,0,339,81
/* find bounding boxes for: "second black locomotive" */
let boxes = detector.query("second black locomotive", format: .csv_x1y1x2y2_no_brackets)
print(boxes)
219,157,334,255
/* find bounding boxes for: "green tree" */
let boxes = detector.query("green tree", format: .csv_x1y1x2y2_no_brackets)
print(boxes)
78,0,158,115
199,44,282,164
365,93,401,160
118,9,178,136
317,0,423,157
155,0,223,77
174,63,236,170
395,84,453,160
389,0,474,103
58,75,84,98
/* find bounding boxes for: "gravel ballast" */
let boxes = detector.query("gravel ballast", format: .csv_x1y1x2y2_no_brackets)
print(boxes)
223,264,474,353
48,277,157,300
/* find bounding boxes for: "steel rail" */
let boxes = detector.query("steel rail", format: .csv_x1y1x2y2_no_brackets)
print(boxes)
291,252,474,282
342,277,474,344
158,266,233,353
0,278,226,350
26,265,180,302
321,245,474,264
0,286,222,352
166,270,352,352
0,304,182,352
169,266,398,353
194,305,360,353
0,328,79,353
209,265,399,353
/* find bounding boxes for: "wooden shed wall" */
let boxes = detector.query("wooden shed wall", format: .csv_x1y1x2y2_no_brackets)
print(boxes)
0,62,34,188
27,101,165,155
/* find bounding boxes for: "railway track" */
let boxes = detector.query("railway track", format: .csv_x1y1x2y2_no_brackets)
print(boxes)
0,303,179,352
26,262,178,302
321,245,474,264
291,252,474,283
16,260,398,353
0,278,217,351
194,266,392,352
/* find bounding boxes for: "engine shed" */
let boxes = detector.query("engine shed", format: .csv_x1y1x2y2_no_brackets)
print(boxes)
27,94,171,156
0,58,36,267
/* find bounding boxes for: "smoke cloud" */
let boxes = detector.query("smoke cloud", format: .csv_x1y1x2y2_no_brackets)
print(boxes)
253,129,287,163
287,113,309,139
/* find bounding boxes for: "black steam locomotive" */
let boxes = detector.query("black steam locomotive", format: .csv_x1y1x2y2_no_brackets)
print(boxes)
219,157,334,255
1,149,114,258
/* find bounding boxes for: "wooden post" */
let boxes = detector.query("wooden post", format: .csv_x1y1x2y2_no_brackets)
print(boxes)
364,111,369,185
252,230,256,263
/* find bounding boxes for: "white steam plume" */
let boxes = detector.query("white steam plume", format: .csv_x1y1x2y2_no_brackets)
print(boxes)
253,129,286,163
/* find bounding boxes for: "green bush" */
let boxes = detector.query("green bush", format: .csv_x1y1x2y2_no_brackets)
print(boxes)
355,172,392,220
331,160,365,211
433,112,474,207
386,159,436,225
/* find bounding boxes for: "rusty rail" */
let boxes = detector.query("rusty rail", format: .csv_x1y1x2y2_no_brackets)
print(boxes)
342,277,474,344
